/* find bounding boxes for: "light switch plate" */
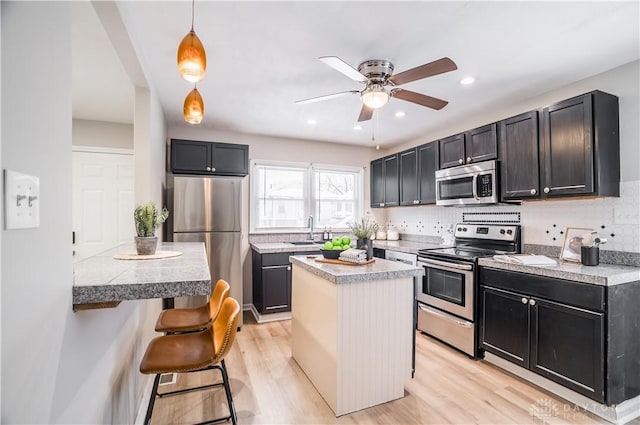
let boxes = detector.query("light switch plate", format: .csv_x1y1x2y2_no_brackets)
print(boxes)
3,169,40,229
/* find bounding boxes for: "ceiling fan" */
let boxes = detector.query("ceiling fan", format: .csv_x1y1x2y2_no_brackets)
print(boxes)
296,56,458,122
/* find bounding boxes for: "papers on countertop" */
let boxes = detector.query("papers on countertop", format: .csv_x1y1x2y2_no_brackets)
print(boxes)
492,254,558,266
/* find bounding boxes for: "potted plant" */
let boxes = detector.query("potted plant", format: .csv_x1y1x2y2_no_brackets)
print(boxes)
348,217,380,260
134,202,169,255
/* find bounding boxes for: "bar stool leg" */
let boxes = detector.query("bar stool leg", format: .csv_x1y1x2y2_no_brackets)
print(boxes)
220,360,237,425
144,373,161,425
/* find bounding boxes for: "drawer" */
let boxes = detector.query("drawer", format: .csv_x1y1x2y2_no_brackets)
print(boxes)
262,252,292,267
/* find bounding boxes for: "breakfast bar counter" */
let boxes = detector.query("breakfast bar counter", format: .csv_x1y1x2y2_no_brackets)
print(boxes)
289,255,423,416
73,242,211,309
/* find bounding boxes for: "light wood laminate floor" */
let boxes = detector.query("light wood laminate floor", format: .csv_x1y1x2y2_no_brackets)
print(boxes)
149,312,639,424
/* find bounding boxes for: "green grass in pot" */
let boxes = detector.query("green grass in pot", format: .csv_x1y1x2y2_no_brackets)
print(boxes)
348,217,380,240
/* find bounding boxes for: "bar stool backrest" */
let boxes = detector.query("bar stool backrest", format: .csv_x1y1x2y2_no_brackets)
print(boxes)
212,297,240,364
209,279,230,321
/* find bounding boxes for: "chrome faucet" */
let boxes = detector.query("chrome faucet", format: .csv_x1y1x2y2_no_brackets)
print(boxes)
307,215,314,241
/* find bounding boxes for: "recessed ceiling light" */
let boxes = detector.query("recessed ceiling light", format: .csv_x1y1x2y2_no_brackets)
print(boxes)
353,125,362,131
307,119,317,125
460,76,475,85
395,111,406,118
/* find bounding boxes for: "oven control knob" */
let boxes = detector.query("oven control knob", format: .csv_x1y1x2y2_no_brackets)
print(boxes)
500,229,506,234
462,227,467,232
457,227,462,232
506,229,513,235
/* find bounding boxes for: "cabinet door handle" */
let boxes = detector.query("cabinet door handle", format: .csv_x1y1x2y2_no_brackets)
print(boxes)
529,299,536,306
206,166,211,171
543,187,550,194
287,266,291,271
211,167,216,172
530,188,537,195
458,158,463,164
379,203,384,207
467,156,472,163
521,297,528,304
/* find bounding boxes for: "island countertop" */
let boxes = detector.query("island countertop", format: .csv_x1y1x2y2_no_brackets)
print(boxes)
289,255,424,284
73,242,211,306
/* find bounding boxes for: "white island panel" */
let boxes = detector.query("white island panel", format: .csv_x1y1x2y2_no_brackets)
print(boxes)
291,256,419,416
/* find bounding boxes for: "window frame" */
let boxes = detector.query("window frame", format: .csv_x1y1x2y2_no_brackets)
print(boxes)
250,159,363,233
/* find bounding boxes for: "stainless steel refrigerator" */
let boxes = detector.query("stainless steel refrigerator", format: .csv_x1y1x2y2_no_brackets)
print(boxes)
167,176,243,326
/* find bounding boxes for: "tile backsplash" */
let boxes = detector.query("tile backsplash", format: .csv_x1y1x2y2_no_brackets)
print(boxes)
376,180,640,254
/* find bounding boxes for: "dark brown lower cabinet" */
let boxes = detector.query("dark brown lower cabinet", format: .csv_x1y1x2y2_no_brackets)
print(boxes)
479,267,639,405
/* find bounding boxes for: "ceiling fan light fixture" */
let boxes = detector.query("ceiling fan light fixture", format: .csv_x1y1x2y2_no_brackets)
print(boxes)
183,87,204,124
361,84,389,109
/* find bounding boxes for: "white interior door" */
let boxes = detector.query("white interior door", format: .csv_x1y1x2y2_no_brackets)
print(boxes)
72,148,134,260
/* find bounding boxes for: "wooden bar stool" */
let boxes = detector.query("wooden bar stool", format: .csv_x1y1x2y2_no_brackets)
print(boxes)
155,279,230,333
140,297,240,425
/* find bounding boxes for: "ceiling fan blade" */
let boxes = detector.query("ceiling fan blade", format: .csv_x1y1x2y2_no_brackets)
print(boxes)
295,90,359,104
389,57,457,86
319,56,367,83
358,105,374,122
391,89,448,110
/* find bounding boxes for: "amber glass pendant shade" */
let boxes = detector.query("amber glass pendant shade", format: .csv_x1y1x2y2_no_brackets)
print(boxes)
177,30,207,83
183,87,204,124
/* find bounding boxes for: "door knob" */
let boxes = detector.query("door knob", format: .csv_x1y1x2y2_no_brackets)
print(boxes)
206,166,211,171
521,297,528,304
467,157,472,163
530,188,537,195
543,187,550,194
529,299,536,306
458,158,463,164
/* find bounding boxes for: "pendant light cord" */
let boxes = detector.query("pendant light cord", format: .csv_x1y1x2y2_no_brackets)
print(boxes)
191,0,195,31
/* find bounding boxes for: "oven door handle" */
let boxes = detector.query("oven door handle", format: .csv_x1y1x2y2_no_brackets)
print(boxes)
472,174,479,200
418,258,473,271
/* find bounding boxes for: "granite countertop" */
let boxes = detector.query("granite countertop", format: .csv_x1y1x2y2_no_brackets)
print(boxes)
373,239,445,255
290,255,424,284
251,242,324,254
73,242,211,305
478,257,640,286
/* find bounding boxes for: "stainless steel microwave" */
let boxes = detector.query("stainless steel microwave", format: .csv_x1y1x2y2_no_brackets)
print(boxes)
435,160,498,206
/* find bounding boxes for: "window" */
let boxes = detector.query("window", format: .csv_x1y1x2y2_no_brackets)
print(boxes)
252,161,362,231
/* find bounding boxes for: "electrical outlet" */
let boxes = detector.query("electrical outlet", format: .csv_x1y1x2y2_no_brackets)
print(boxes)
3,169,40,229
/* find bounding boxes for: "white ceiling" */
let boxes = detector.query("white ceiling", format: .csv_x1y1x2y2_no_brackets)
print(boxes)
72,1,639,149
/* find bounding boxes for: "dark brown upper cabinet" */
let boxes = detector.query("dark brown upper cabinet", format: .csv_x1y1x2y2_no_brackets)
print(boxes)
499,111,540,200
417,142,439,204
465,123,498,164
439,124,497,169
540,91,619,198
439,133,466,169
399,148,418,206
370,154,399,208
171,139,249,176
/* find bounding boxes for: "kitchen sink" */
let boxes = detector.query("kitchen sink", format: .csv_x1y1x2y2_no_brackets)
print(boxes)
289,241,320,246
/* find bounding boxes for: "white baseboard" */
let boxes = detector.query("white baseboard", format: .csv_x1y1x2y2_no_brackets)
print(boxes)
247,303,291,323
484,353,640,425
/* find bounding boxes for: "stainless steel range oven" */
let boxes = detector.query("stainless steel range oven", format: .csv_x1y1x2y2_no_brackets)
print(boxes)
417,223,520,357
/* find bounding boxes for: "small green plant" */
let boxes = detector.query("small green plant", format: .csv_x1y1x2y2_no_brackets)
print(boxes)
134,202,169,237
348,217,380,239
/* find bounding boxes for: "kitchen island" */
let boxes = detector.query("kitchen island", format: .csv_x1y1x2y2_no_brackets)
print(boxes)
289,255,424,416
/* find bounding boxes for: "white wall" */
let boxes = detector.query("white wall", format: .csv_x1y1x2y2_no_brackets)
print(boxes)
382,60,640,253
167,127,378,305
72,118,134,149
1,3,162,423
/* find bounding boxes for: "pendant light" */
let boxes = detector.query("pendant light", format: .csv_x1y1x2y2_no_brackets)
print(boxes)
177,0,206,83
184,86,204,124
